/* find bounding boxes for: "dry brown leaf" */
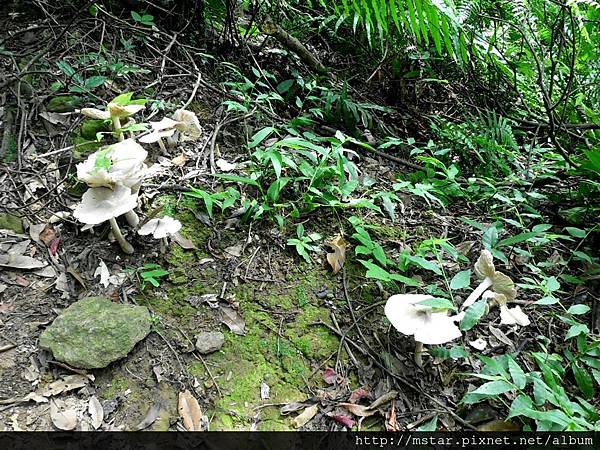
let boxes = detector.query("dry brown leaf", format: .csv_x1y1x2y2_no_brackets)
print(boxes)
326,235,347,274
367,390,398,410
280,402,307,415
477,419,520,431
41,374,88,397
50,400,78,430
0,254,46,270
178,390,203,431
220,306,245,335
39,225,56,246
88,396,104,430
173,232,197,250
338,402,376,418
15,275,29,287
135,402,161,430
172,154,188,166
293,404,318,428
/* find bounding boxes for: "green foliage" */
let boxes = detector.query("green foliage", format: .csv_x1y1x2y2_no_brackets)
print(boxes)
286,224,322,263
138,264,169,290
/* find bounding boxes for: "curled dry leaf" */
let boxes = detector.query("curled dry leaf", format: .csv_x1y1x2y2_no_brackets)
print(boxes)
349,388,371,403
178,390,203,431
368,390,398,410
322,367,338,385
220,306,245,335
0,254,46,270
330,414,355,428
41,374,88,397
135,402,161,431
39,225,56,246
173,232,197,250
292,404,318,428
326,235,347,274
88,396,104,430
50,400,78,431
260,382,270,400
280,402,308,415
338,402,376,418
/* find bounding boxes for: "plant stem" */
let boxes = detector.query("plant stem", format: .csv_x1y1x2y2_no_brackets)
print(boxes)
414,341,424,367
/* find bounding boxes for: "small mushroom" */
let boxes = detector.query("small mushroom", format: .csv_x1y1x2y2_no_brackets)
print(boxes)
462,250,516,310
484,291,530,327
385,294,462,366
139,117,180,153
172,109,202,142
81,102,145,141
138,216,182,253
73,184,138,254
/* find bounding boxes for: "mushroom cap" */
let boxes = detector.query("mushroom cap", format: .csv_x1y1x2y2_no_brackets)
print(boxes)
150,117,181,131
385,294,462,345
490,272,517,301
107,103,145,118
77,139,148,188
139,128,176,144
73,184,138,225
138,216,182,239
172,109,202,141
474,249,495,279
80,108,111,120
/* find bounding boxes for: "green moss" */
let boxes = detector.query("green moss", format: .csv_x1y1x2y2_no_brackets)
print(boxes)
0,213,23,233
137,288,197,318
47,95,81,113
80,119,110,140
101,374,129,399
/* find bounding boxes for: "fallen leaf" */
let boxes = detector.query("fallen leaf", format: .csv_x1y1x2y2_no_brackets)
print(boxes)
220,306,245,335
29,224,46,244
0,303,15,314
368,390,398,410
500,305,530,327
39,225,56,246
50,400,78,430
330,414,354,428
280,402,307,415
40,111,70,125
322,367,338,385
49,211,71,224
94,261,110,288
260,382,270,400
173,232,197,250
172,154,188,166
21,392,48,403
178,390,203,431
385,400,400,431
0,254,46,270
49,238,61,256
293,404,318,428
349,388,371,403
135,402,161,430
488,325,514,347
469,338,487,350
41,374,88,397
15,275,29,287
338,402,376,418
88,396,104,430
224,244,243,257
326,235,347,274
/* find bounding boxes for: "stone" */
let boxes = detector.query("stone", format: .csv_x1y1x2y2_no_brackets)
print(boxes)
195,331,224,354
46,96,81,113
39,297,151,369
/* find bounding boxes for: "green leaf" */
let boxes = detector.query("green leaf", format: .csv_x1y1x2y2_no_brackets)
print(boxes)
482,226,498,249
276,79,294,94
248,127,276,148
565,324,589,340
213,173,260,187
508,356,527,389
545,276,560,292
358,260,420,287
450,269,471,290
592,369,600,387
507,394,533,419
565,227,586,238
567,304,590,315
497,231,539,247
472,380,514,395
572,364,595,399
131,11,142,22
405,254,442,275
459,299,486,331
416,416,437,431
417,297,455,311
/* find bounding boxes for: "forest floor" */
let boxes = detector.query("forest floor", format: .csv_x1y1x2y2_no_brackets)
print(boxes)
0,5,597,432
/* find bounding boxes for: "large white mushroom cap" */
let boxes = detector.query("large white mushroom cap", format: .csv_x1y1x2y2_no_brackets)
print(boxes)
139,118,180,144
138,216,182,239
80,103,144,120
172,109,202,141
77,139,148,188
73,184,138,225
385,294,462,345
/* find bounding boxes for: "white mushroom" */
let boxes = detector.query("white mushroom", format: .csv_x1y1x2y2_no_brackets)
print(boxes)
77,139,148,189
172,109,202,142
139,117,181,153
138,216,182,252
484,291,530,327
81,102,145,141
462,250,517,310
385,294,462,366
73,184,138,254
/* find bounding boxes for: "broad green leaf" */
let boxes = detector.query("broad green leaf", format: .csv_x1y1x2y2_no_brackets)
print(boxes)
567,304,590,315
507,356,527,389
213,173,260,188
507,394,534,419
248,127,276,149
417,297,455,311
572,364,595,399
417,416,437,431
459,299,486,331
450,269,471,290
497,231,539,247
471,380,514,396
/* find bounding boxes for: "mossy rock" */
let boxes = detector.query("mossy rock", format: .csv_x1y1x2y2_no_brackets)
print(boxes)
80,119,110,140
47,96,82,113
39,297,151,369
0,213,23,233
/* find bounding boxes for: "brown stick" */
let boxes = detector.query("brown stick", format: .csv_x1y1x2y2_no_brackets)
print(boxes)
260,16,328,76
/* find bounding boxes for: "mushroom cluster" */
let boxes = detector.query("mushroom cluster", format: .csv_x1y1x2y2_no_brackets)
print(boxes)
138,216,182,253
81,101,145,142
385,294,463,366
74,139,148,254
463,250,529,327
139,109,203,152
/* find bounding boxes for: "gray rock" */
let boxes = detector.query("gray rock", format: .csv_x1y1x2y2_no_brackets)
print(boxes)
39,297,151,369
195,331,224,354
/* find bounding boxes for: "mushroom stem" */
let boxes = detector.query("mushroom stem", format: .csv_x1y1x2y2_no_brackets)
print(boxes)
108,217,133,254
157,138,168,155
414,341,424,367
160,237,168,254
462,276,493,310
124,210,139,227
112,116,124,141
